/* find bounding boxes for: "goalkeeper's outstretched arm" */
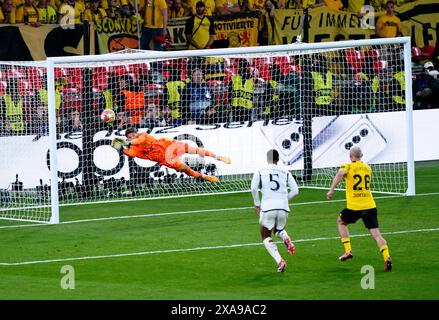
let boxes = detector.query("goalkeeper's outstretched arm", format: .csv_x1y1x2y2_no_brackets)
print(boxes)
111,137,130,151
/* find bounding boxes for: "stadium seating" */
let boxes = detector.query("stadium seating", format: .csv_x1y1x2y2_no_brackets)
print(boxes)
274,56,296,75
250,57,273,81
345,49,364,73
412,46,423,61
373,59,388,74
0,80,6,95
421,44,435,60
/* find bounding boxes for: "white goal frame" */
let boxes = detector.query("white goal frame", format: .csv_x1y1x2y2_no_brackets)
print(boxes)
2,36,415,225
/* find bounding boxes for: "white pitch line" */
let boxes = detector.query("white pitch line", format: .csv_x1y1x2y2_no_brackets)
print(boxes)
2,192,439,230
1,227,438,266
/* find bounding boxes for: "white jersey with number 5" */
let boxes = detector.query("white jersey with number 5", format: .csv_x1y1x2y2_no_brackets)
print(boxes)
251,164,299,212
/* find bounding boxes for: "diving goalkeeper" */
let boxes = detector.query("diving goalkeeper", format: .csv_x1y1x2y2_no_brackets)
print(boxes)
112,127,231,182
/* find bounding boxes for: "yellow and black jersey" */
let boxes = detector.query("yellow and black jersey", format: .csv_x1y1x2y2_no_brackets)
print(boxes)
324,0,344,11
185,14,215,50
376,14,401,38
340,161,376,210
143,0,167,28
84,7,107,23
188,0,215,16
15,4,40,23
13,0,25,7
169,7,187,18
101,0,129,10
248,0,265,10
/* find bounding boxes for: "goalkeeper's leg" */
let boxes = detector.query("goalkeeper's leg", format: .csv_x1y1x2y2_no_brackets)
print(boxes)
180,142,231,164
172,162,218,182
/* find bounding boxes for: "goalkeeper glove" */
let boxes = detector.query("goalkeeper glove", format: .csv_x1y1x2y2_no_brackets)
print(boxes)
111,137,129,151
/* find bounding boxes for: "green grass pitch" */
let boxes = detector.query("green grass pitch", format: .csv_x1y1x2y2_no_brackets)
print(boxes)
0,161,438,300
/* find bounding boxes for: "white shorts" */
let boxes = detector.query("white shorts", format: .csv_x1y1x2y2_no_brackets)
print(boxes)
259,209,289,231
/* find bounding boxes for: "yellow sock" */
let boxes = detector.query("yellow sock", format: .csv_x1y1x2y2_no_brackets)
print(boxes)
341,237,351,253
380,245,390,261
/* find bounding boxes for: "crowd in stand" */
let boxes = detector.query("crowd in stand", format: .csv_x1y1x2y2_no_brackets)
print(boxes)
0,0,419,26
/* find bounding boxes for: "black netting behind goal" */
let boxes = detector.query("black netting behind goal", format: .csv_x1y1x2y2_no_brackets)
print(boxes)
0,40,413,222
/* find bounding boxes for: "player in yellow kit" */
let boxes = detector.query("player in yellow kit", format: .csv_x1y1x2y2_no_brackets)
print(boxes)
326,146,392,271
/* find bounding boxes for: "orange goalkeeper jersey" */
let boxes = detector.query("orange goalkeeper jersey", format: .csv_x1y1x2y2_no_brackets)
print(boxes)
123,133,187,167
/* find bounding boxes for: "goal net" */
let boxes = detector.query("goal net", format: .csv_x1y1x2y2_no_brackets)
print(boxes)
0,37,414,224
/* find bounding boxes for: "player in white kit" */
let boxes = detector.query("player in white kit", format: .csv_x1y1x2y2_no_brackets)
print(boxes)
251,149,299,272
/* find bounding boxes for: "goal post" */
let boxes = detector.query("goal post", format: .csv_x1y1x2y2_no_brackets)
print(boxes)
47,58,60,224
403,39,415,196
0,37,415,224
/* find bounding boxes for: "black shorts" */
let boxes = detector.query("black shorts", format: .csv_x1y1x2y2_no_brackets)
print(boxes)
340,208,379,229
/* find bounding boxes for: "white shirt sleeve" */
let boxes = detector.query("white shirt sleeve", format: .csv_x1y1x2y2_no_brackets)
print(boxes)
287,171,299,200
250,171,261,206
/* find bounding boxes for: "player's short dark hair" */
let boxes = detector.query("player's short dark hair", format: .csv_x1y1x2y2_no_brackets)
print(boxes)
267,149,279,164
125,127,138,137
196,1,205,8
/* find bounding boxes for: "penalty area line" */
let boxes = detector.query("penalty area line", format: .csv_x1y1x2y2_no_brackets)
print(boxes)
1,227,438,266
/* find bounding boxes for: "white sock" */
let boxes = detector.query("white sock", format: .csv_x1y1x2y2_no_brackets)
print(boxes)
275,229,290,242
263,237,282,264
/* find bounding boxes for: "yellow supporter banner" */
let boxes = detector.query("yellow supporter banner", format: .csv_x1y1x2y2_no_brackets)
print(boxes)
213,12,260,48
0,24,91,61
167,17,191,51
96,13,259,53
94,16,142,53
165,12,260,51
91,13,259,53
270,0,439,46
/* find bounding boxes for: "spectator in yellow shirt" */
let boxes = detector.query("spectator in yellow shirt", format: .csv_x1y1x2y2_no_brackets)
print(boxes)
15,0,41,25
101,0,131,14
13,0,25,8
170,0,189,17
106,0,129,18
187,0,215,16
84,0,107,23
37,0,58,23
140,0,168,50
0,0,17,23
346,0,365,15
312,0,345,11
375,0,402,38
247,0,266,10
185,1,214,49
